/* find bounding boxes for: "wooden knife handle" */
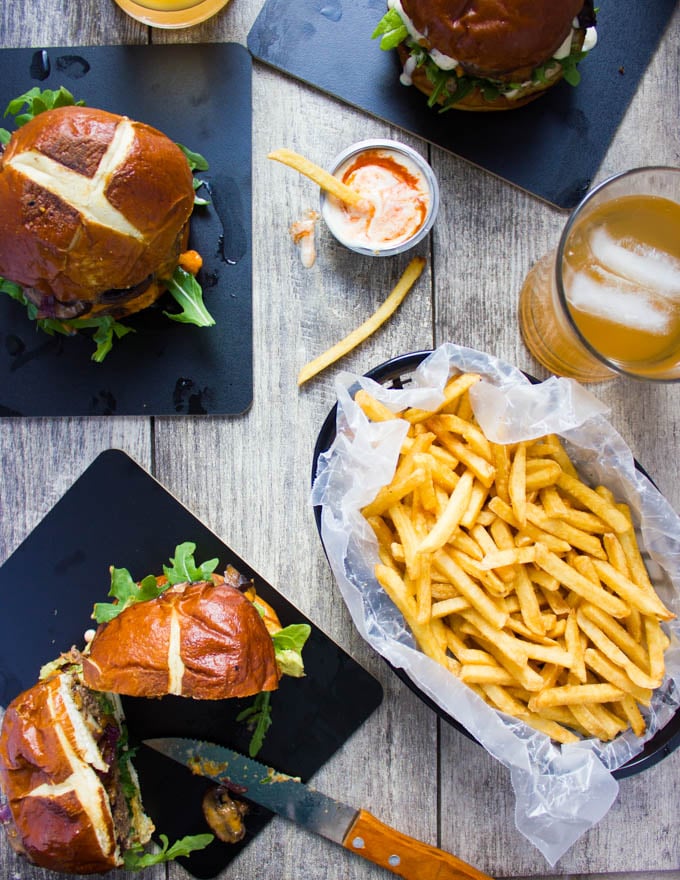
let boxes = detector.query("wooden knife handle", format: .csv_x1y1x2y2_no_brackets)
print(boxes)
342,809,494,880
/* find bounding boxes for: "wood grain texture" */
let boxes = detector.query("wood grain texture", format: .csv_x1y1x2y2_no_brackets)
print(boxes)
344,809,495,880
1,1,679,879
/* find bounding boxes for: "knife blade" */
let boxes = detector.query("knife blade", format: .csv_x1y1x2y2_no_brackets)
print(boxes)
144,737,494,880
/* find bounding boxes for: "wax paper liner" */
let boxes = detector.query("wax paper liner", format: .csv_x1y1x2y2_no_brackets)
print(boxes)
311,343,680,866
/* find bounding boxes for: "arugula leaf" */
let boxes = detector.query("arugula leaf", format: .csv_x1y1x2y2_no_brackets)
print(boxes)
163,541,218,585
0,277,135,361
0,128,10,145
163,266,216,327
92,543,219,623
236,691,273,757
177,143,209,173
4,85,83,127
371,9,408,50
123,833,214,870
178,144,211,206
92,567,164,623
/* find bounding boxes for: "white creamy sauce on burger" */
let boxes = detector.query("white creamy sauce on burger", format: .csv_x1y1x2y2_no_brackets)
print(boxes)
323,147,431,253
582,26,598,53
387,0,597,98
388,0,460,72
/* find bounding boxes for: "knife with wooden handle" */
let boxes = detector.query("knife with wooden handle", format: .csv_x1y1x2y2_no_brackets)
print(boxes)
144,737,494,880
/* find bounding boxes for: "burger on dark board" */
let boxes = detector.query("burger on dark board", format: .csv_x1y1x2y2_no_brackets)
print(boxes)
373,0,598,111
0,87,214,361
0,543,310,873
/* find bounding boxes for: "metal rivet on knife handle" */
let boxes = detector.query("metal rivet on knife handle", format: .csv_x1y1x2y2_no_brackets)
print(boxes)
342,809,495,880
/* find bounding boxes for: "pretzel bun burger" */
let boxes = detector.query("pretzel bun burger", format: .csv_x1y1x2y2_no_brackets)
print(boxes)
82,572,282,700
373,0,598,111
0,104,195,318
81,543,309,701
0,663,155,874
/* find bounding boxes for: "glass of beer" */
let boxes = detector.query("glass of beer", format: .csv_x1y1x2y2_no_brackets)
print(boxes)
518,166,680,382
112,0,229,28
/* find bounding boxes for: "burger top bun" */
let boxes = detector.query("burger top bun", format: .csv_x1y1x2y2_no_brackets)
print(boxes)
0,668,153,874
0,105,195,316
82,580,282,700
400,0,585,79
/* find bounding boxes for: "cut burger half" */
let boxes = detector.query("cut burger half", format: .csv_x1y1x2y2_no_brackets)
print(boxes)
0,661,159,873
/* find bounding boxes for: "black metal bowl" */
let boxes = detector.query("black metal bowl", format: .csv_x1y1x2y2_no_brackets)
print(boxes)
311,349,680,779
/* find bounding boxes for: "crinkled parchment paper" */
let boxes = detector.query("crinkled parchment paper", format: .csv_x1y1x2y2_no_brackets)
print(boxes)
311,343,680,865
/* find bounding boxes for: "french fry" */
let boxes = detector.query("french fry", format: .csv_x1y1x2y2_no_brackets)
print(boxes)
361,468,427,518
354,389,399,422
533,544,630,618
268,147,366,208
590,558,674,620
529,682,626,710
556,472,630,533
297,257,425,385
417,470,474,554
509,442,528,527
518,713,580,744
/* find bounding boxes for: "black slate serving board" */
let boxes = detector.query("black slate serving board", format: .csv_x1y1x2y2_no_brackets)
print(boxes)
0,44,253,417
0,450,383,878
247,0,676,209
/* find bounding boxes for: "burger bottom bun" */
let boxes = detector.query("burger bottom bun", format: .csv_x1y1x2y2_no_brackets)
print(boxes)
397,29,585,111
24,223,191,321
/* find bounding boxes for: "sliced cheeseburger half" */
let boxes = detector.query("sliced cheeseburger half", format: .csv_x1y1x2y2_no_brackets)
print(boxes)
373,0,598,111
0,662,154,874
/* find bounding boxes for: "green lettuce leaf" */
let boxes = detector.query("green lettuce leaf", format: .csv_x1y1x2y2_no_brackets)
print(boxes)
371,9,408,50
163,541,219,585
3,85,83,126
272,623,311,678
92,542,218,623
163,266,216,327
123,833,214,870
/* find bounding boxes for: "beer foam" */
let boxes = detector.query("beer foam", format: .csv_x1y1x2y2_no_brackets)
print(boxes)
567,267,673,335
589,227,680,299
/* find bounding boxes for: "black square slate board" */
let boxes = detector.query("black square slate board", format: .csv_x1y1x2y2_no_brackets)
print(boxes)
247,0,676,209
0,44,253,417
0,449,383,878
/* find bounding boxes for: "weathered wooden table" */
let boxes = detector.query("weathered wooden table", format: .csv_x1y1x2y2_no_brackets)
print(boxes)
1,2,679,879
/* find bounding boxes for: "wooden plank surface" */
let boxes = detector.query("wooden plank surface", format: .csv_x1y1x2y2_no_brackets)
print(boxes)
1,1,679,879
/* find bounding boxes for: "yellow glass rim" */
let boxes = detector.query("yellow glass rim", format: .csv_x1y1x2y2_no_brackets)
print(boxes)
112,0,230,28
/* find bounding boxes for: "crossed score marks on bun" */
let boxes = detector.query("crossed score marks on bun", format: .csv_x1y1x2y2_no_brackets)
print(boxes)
0,89,215,361
0,543,311,874
373,0,598,111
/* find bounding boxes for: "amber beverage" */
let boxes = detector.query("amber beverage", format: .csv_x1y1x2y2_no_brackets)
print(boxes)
519,167,680,382
112,0,229,28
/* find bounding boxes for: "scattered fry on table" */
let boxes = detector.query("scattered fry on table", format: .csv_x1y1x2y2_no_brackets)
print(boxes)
297,257,426,385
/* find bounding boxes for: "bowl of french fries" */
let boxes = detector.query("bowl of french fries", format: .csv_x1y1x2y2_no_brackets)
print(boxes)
311,344,680,858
